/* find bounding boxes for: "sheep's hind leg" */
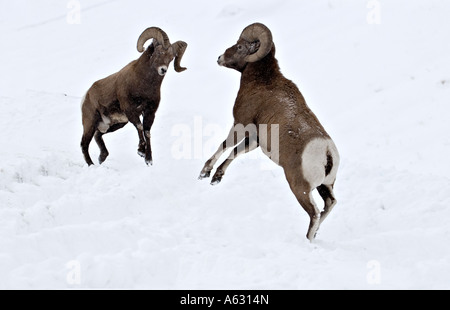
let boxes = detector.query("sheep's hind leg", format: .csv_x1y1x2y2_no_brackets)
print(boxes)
81,119,98,166
296,190,321,241
317,184,337,225
211,135,259,185
94,122,127,164
81,128,95,166
94,131,109,164
285,171,321,241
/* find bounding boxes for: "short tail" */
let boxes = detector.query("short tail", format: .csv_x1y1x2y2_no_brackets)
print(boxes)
323,141,340,186
325,150,333,177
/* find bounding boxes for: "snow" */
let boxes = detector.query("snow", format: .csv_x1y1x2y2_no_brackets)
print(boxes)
1,0,450,289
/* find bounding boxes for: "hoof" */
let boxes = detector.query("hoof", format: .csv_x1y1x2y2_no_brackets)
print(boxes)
210,178,221,186
210,175,222,186
98,153,109,165
306,221,320,242
198,171,211,180
145,159,153,166
138,150,145,158
307,232,318,242
211,170,224,185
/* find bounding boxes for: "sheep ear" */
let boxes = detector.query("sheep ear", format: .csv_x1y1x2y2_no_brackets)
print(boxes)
248,41,261,54
148,42,155,53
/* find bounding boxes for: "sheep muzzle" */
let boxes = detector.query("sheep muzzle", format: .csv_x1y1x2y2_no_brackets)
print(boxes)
158,65,168,76
217,55,225,66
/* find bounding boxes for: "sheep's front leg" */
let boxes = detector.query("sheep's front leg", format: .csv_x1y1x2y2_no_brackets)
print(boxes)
199,125,244,180
142,109,156,166
210,134,259,185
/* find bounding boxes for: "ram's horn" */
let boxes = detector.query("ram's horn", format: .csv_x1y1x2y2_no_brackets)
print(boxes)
171,41,188,72
137,27,171,53
239,23,273,63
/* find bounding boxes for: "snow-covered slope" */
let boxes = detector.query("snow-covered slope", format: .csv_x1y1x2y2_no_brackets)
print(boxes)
1,0,449,289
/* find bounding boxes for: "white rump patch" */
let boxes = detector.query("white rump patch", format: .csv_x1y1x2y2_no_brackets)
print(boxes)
301,138,339,188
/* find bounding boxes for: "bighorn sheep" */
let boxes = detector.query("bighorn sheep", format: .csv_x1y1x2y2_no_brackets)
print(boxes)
199,23,340,241
81,27,187,166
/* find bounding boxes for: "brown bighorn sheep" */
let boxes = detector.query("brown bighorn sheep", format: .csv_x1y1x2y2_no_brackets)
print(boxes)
199,23,340,241
81,27,187,166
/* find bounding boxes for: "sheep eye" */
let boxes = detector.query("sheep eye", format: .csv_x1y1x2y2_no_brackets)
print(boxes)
237,45,243,51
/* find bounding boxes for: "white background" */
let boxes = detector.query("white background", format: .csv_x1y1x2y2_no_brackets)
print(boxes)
0,0,449,289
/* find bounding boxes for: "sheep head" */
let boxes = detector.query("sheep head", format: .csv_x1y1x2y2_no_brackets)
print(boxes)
137,27,188,76
218,23,273,71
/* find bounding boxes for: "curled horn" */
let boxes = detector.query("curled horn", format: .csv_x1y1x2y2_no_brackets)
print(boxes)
239,23,273,63
137,27,171,53
172,41,188,72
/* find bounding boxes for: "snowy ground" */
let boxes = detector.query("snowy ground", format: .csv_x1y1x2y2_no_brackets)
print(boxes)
1,0,450,289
